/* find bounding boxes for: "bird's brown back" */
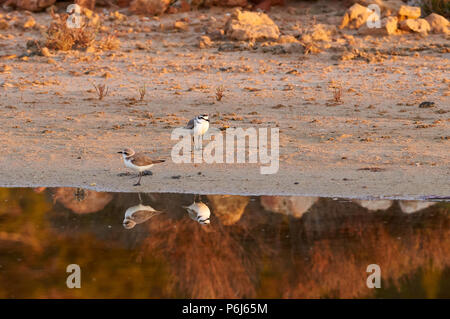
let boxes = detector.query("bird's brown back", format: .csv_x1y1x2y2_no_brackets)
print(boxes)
129,153,165,166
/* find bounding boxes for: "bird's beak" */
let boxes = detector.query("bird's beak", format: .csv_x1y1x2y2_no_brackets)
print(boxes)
117,151,123,154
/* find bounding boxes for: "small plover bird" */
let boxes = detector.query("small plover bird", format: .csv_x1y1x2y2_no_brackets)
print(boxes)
184,114,209,150
123,203,163,229
118,148,165,186
183,201,211,225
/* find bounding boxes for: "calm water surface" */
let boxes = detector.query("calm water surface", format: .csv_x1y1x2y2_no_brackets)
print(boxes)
0,187,449,298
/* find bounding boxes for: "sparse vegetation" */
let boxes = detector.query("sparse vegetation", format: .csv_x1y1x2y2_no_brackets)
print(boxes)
333,85,343,103
422,0,450,18
215,85,225,101
139,84,146,101
45,13,95,51
99,35,121,51
92,83,109,100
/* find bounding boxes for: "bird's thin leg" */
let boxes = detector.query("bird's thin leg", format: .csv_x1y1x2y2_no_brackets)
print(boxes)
195,135,202,151
134,172,142,186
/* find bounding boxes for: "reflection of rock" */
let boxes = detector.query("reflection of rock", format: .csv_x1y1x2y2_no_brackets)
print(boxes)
123,204,161,229
207,195,249,225
353,200,393,211
54,188,113,214
399,201,436,214
425,13,449,34
340,3,372,29
225,9,280,41
261,196,318,218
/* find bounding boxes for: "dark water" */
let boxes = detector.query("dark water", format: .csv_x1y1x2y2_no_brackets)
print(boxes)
0,187,449,298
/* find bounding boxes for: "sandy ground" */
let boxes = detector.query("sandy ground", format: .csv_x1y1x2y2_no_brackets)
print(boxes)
0,2,449,199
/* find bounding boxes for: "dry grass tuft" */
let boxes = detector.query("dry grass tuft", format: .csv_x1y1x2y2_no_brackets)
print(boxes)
45,13,95,51
333,85,343,103
215,85,225,101
139,84,146,101
422,0,450,18
92,83,109,100
98,35,121,51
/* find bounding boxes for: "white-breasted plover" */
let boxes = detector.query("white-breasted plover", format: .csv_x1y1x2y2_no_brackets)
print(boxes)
118,148,165,186
184,114,210,150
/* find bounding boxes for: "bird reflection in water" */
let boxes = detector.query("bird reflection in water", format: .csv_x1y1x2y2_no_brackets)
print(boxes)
183,195,211,225
123,193,164,229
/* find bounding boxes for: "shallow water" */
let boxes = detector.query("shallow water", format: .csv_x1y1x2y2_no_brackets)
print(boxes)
0,187,449,298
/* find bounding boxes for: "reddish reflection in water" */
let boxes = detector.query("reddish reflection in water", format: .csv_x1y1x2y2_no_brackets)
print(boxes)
0,188,449,298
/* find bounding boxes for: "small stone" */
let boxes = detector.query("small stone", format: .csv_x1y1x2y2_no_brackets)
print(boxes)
419,101,435,108
199,35,212,48
278,35,300,44
23,17,36,29
174,20,188,31
0,19,8,30
40,47,51,57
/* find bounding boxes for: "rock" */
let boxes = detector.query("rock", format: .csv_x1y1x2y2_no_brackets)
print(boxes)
261,196,318,218
0,19,8,30
7,0,56,11
109,11,127,21
425,13,449,34
419,101,435,108
359,0,404,16
398,5,421,20
277,34,300,44
75,0,95,10
199,35,213,48
40,47,51,57
340,3,372,29
399,18,431,33
398,201,435,214
174,20,188,31
206,195,249,225
207,0,247,7
309,24,332,42
129,0,171,16
225,9,280,41
23,16,36,29
358,16,398,35
353,200,393,211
